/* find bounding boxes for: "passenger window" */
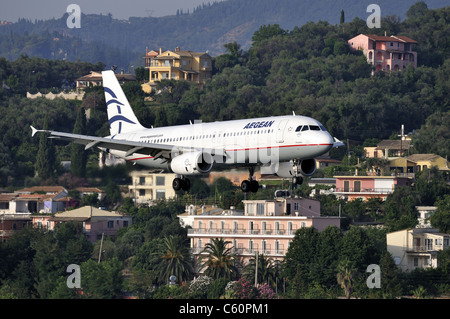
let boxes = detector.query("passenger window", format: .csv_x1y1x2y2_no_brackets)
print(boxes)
310,125,320,131
295,126,302,132
301,126,309,131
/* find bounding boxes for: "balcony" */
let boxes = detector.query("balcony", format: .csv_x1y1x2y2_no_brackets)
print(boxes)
335,187,394,194
187,228,297,237
190,247,286,256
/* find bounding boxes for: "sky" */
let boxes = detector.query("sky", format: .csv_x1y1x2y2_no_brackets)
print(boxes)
1,0,224,22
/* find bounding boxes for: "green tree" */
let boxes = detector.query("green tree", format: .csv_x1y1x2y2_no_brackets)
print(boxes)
430,195,450,233
340,10,345,24
35,116,57,179
336,258,356,299
383,187,419,231
379,252,403,298
199,238,238,280
80,257,124,299
242,254,278,287
251,24,287,45
414,167,449,206
70,107,87,177
283,227,320,296
154,235,194,284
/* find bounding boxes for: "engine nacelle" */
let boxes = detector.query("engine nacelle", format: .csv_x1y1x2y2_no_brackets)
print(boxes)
170,152,213,175
299,158,316,176
267,159,316,178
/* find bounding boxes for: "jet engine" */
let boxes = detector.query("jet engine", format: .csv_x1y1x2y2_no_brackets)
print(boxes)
267,159,316,178
298,158,316,176
170,151,213,175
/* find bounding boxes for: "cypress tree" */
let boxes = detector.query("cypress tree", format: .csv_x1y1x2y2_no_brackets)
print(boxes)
35,116,56,178
70,107,87,177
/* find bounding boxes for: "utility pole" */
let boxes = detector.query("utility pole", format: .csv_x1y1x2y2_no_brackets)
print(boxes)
98,233,104,264
255,251,258,287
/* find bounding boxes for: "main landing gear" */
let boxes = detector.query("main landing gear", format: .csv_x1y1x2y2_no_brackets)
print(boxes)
241,167,259,193
173,176,191,191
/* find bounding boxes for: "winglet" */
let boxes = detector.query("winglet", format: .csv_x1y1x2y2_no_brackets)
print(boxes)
30,126,38,137
333,137,345,148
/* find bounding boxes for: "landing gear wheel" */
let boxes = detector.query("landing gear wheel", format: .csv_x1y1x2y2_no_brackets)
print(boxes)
250,180,259,193
241,180,251,193
173,178,183,191
181,178,191,191
293,176,303,185
173,177,191,192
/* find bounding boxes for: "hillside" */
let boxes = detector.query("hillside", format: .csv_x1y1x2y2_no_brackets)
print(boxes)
0,0,447,68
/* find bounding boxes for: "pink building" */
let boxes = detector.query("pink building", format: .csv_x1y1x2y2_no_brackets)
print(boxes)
348,34,418,72
184,197,341,265
334,175,413,201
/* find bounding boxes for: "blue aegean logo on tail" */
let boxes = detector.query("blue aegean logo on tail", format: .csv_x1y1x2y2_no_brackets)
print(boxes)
104,86,136,134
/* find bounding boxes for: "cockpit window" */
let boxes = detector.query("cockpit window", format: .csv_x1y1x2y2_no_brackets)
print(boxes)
295,125,302,132
301,125,309,131
319,124,327,131
310,125,321,131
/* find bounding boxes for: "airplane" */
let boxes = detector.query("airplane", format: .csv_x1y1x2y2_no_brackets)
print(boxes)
31,70,344,193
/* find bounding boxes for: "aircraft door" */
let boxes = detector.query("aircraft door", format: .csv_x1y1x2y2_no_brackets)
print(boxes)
276,120,288,143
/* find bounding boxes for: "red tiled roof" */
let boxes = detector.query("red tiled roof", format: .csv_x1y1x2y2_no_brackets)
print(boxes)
364,34,417,43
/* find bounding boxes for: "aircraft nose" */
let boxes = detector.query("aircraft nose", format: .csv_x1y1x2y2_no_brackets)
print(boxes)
318,132,334,152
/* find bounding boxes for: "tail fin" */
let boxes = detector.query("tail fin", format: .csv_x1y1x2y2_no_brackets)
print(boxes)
102,70,145,136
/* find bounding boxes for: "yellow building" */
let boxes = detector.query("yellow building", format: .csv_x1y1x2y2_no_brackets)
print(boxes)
146,47,212,90
406,154,449,172
388,154,449,174
128,171,177,204
387,228,450,271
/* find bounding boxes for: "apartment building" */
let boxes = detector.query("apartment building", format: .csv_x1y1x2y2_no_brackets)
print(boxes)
128,171,177,203
334,175,413,201
145,47,212,90
387,228,450,271
348,34,418,72
184,197,341,264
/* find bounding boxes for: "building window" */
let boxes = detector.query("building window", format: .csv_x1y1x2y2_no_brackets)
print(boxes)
288,222,293,234
256,203,265,215
139,189,146,197
156,189,165,199
107,221,114,228
156,176,165,186
123,220,129,227
249,240,254,253
139,176,145,185
294,202,299,211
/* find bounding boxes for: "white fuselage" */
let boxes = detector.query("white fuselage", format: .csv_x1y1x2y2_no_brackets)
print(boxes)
104,115,334,172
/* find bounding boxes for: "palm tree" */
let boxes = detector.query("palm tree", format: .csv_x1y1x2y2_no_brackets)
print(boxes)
336,258,356,299
199,238,239,280
155,235,194,284
242,254,278,287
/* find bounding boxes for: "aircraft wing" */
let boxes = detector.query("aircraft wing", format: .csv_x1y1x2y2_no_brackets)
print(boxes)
30,126,226,160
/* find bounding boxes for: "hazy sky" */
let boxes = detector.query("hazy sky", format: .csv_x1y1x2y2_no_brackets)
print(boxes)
1,0,223,22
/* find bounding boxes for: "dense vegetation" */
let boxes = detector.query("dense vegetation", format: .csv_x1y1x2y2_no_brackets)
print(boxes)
0,2,448,299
